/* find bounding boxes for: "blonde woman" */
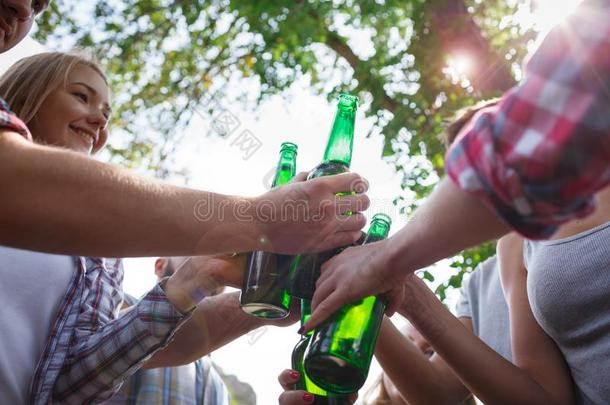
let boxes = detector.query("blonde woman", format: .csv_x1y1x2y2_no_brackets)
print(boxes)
0,52,296,404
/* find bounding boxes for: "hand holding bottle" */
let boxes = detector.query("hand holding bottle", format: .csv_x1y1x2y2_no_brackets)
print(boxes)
162,254,247,312
303,239,407,333
254,171,370,255
277,369,358,405
189,253,248,289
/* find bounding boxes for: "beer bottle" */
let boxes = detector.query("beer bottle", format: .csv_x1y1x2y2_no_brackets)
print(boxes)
304,214,392,394
291,300,351,404
288,93,358,299
240,142,297,319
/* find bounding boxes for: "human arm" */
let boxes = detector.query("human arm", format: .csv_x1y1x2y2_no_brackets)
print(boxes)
306,0,610,333
54,291,269,403
305,178,508,331
143,291,291,368
52,274,191,403
399,274,574,405
496,234,575,404
374,317,471,405
444,0,610,239
49,253,248,402
0,131,368,257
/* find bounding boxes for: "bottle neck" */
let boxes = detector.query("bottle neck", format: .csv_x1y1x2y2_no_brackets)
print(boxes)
272,149,297,187
364,217,391,243
322,106,356,166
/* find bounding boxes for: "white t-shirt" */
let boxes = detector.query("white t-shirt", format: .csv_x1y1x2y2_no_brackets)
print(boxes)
0,246,74,403
454,256,512,362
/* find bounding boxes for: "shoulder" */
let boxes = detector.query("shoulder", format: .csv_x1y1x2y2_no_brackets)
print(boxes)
466,255,497,288
0,97,32,140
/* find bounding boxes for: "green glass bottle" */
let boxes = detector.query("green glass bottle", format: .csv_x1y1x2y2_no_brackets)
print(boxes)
240,142,297,319
291,300,352,405
288,93,358,300
304,214,392,394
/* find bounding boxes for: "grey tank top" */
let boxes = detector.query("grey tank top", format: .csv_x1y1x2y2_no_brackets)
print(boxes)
455,256,512,362
524,222,610,405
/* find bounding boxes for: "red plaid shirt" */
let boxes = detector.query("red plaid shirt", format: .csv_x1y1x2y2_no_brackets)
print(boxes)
445,0,610,239
0,97,32,140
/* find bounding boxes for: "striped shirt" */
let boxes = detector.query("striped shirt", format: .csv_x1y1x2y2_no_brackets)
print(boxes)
103,358,229,405
30,258,192,404
102,295,230,405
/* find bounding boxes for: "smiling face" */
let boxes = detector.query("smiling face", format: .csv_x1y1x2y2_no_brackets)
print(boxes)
28,63,111,154
0,0,48,53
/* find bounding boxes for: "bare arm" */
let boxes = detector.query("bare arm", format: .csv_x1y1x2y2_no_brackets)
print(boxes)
400,275,573,405
497,235,575,405
375,317,471,405
0,132,256,256
383,178,510,275
307,178,509,331
0,131,368,257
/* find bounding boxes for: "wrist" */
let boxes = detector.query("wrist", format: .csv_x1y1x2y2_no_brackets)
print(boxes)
397,274,424,317
248,195,269,251
232,195,265,251
381,236,412,281
161,276,200,314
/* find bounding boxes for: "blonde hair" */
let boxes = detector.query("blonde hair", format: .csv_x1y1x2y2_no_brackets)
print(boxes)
0,51,107,125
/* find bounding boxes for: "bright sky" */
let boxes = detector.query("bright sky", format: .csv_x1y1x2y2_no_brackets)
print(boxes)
0,1,583,403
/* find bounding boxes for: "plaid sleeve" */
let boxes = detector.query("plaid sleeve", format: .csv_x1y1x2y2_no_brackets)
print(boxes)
445,0,610,239
0,97,32,141
52,258,192,404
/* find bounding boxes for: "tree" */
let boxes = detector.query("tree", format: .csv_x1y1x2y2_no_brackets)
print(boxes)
33,0,537,297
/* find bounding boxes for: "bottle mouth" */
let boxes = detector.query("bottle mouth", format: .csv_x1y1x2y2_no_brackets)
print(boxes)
337,93,358,113
280,142,298,154
371,213,392,227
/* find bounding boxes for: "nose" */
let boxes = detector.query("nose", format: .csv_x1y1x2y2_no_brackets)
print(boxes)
88,109,110,153
2,0,33,21
88,107,109,131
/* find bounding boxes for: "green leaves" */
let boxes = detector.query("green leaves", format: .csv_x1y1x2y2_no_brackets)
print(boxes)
32,0,532,298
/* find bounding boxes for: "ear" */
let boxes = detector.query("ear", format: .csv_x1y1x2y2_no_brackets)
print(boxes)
154,258,167,279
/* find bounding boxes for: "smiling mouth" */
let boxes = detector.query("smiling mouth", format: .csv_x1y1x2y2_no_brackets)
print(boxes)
69,125,97,148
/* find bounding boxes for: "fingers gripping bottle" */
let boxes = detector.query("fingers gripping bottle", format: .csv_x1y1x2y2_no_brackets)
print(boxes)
304,214,392,394
292,299,352,404
288,94,359,300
